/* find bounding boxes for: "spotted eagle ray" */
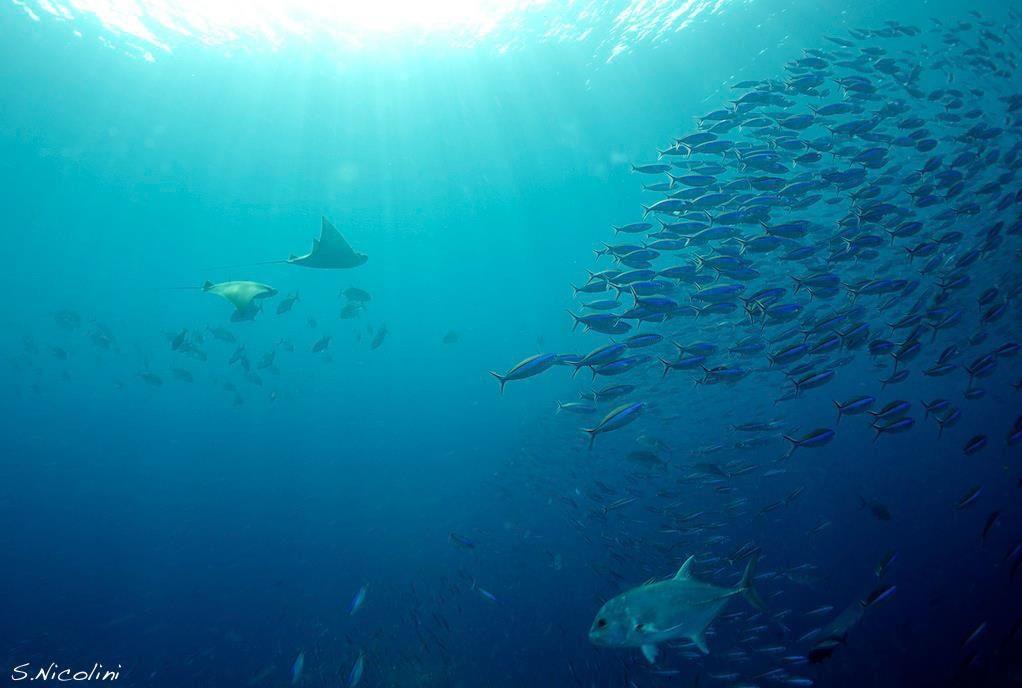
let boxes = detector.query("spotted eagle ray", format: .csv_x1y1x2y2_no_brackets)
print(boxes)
210,217,367,271
202,280,278,317
286,217,367,269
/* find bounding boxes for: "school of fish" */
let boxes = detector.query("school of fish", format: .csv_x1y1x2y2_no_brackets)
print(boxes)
493,9,1022,685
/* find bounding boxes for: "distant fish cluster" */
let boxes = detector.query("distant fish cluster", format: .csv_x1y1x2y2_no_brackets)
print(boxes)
200,217,368,321
12,218,389,409
494,9,1022,679
163,219,382,403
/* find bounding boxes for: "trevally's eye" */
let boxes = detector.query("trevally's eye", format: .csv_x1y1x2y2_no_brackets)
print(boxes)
596,618,607,628
634,623,645,632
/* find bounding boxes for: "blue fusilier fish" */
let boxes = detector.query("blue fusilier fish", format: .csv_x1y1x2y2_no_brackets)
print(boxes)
571,343,627,378
556,401,597,415
873,417,915,442
347,652,364,687
581,402,644,449
612,222,653,234
963,435,987,455
472,580,498,602
449,532,475,550
833,395,875,424
567,311,624,333
632,163,671,175
783,428,835,457
290,652,304,685
658,354,706,378
589,555,764,663
489,353,558,393
349,585,367,615
623,333,663,348
581,384,635,402
956,486,983,510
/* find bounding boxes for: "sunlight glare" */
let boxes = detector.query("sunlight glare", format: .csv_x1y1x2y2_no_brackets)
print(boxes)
12,0,731,59
19,0,543,52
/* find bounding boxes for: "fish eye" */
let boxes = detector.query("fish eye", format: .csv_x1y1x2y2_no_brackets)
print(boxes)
634,623,645,632
596,618,607,628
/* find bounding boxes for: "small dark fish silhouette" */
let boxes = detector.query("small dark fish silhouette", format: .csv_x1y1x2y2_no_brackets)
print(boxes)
981,511,1000,543
861,583,896,609
860,496,892,521
371,323,388,350
449,533,476,550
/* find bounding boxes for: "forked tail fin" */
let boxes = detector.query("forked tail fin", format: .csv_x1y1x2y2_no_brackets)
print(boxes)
566,310,584,332
740,554,766,611
489,371,507,394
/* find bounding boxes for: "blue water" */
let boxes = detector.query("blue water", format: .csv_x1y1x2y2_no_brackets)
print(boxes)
2,0,1021,686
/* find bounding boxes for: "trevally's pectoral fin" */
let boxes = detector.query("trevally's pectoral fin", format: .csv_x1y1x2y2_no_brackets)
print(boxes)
641,644,659,664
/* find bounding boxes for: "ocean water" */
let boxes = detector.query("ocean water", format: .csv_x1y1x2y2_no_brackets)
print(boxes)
2,0,1021,686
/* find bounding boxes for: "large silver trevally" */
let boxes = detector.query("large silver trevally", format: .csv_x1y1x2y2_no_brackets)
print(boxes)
588,554,764,663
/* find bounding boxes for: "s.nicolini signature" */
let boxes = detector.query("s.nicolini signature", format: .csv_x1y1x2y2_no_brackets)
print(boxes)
11,663,122,682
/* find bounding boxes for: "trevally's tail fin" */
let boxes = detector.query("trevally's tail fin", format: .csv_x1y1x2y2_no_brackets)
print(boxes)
740,554,766,612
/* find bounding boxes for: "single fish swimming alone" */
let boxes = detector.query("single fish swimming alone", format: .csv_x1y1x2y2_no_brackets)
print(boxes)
202,280,278,316
449,532,476,549
349,585,367,615
589,554,764,663
290,651,304,685
288,217,368,269
347,652,364,688
489,353,558,394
